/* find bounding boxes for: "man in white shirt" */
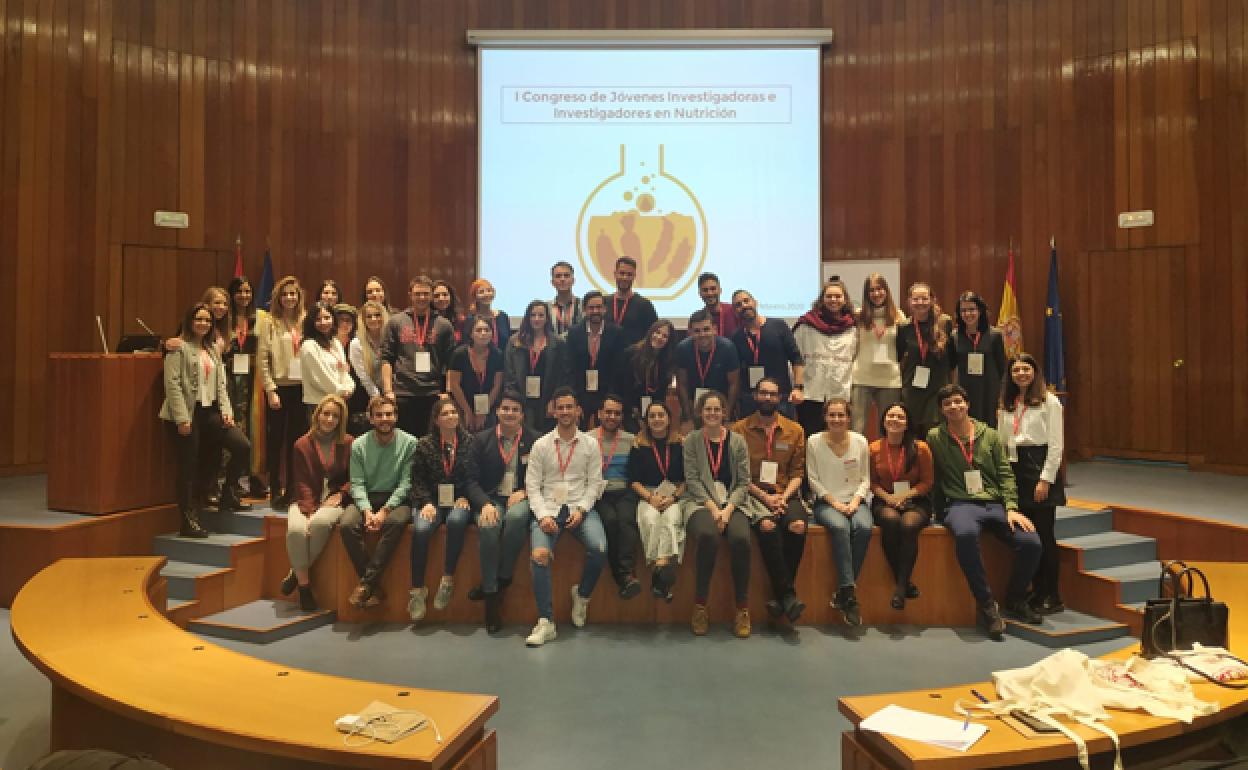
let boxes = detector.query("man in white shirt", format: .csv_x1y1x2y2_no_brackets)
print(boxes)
523,387,607,646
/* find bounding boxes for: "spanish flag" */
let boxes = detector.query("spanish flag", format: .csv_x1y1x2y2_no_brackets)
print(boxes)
998,246,1024,358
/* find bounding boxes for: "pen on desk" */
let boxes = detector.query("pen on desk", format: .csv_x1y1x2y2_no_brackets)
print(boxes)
963,689,990,730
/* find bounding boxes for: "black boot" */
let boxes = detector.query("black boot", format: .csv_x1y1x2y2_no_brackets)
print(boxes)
179,506,209,539
484,591,502,633
298,584,318,612
280,569,298,596
219,489,253,513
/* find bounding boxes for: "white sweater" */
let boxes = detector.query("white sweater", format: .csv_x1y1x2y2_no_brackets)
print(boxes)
300,338,355,405
794,324,857,402
997,392,1065,483
850,308,905,389
806,431,871,504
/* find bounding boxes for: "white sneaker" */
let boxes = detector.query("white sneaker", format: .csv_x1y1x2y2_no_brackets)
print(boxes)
570,584,590,628
433,576,454,610
407,587,428,622
525,618,557,647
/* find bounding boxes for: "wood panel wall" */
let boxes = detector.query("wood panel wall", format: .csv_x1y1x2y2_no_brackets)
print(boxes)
1,0,1246,473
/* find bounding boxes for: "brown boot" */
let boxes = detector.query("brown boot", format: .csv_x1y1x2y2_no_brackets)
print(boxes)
691,604,709,636
733,608,751,639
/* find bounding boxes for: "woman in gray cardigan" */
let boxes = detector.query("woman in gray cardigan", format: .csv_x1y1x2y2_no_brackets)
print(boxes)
161,303,251,538
682,390,755,638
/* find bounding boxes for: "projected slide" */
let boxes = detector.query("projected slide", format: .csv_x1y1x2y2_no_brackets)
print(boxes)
478,47,820,321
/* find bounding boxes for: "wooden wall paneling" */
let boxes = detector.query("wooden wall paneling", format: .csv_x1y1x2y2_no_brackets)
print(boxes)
0,0,14,467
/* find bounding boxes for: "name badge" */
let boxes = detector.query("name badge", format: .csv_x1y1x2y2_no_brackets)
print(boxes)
552,482,569,505
893,480,912,495
967,352,985,376
200,383,213,407
414,351,431,373
640,395,652,415
473,393,490,415
712,481,728,503
964,469,984,495
843,457,859,474
437,483,455,508
748,366,765,388
775,441,790,452
585,369,599,392
874,343,890,363
520,454,529,465
498,471,516,496
1008,438,1019,463
287,357,302,381
695,387,708,404
759,460,779,484
526,376,542,399
654,480,675,498
232,354,250,375
912,365,930,389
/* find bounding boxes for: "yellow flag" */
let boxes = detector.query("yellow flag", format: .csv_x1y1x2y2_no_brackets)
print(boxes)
999,247,1024,358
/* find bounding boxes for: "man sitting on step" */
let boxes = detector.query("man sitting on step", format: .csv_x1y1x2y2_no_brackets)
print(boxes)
340,395,417,608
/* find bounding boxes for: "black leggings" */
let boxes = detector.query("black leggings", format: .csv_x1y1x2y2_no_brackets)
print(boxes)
1024,504,1059,599
170,405,250,510
265,384,305,497
598,489,641,586
686,507,752,606
872,500,931,593
753,500,808,601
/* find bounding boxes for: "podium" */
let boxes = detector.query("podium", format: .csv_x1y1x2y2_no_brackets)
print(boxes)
47,354,176,514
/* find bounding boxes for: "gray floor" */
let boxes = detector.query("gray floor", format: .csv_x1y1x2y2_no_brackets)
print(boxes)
1066,459,1248,526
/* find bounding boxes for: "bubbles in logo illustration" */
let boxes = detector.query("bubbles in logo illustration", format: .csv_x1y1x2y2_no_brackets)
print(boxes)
623,191,633,202
636,193,656,213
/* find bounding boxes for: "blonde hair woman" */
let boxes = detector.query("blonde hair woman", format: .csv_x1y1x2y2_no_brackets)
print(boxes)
257,275,307,507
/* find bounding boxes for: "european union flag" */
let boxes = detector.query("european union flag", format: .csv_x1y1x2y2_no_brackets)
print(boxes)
257,248,275,311
1043,242,1066,393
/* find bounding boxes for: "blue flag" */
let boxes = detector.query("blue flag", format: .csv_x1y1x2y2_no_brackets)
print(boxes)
1043,243,1066,393
257,248,275,311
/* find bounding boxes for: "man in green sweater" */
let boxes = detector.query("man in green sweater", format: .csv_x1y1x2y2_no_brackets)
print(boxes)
340,395,418,608
927,384,1042,639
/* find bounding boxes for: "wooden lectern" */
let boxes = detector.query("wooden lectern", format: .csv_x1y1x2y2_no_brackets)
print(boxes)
47,354,176,514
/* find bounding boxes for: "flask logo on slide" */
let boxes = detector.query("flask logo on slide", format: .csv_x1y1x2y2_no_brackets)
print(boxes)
576,145,707,301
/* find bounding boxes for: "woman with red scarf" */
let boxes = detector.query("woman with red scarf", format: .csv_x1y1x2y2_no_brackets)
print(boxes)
793,279,859,438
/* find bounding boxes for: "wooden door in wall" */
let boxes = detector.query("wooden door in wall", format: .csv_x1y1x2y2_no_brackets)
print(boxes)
1081,248,1189,461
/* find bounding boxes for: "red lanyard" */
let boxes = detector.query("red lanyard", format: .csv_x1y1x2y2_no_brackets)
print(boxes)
554,437,578,478
528,338,546,374
915,319,929,362
288,322,302,355
235,317,249,350
200,348,212,380
652,440,671,479
597,428,621,475
612,293,632,325
885,442,905,481
441,433,459,478
314,439,337,472
744,330,762,364
489,315,499,347
694,338,716,385
761,422,779,460
873,321,887,340
587,329,602,367
412,312,431,347
704,428,727,477
555,301,574,332
1012,399,1028,436
969,331,981,351
469,347,489,389
952,430,976,469
496,426,521,465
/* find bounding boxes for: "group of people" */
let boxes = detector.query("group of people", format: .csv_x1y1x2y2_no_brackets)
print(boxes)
159,258,1065,643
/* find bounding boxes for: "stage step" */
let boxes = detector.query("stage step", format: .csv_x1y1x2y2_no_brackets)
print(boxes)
1087,561,1163,605
1054,506,1113,539
152,532,262,567
1006,609,1131,647
198,508,269,537
159,560,225,600
189,599,335,644
166,597,195,612
1059,531,1158,570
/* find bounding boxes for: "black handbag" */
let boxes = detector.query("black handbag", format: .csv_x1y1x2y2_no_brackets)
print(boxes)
1140,561,1246,689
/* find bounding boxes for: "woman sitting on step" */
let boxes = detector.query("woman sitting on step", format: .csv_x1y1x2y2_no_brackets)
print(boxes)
281,394,353,611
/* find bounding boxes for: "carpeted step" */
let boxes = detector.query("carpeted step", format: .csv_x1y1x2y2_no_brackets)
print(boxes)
153,532,261,567
1087,561,1163,605
1054,506,1113,539
1059,531,1157,570
159,560,225,600
197,508,269,537
189,599,335,644
1005,609,1131,647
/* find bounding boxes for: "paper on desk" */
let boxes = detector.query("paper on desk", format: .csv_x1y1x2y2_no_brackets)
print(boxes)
859,704,988,752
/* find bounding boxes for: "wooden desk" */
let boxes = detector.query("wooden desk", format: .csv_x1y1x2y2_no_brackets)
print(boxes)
11,557,498,770
47,354,177,514
839,562,1248,770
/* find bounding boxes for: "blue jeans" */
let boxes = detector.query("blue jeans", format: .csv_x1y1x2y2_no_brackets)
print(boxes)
409,504,472,588
476,495,533,593
814,501,874,589
943,501,1043,604
529,508,607,620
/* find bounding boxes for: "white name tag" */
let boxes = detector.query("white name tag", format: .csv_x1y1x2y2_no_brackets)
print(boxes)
967,352,985,376
713,481,728,503
874,343,890,363
748,366,765,388
640,396,652,415
1008,439,1019,463
232,354,250,375
414,351,431,373
437,483,455,508
964,469,984,495
473,393,490,415
585,369,599,392
695,387,708,404
499,470,516,496
287,357,301,381
654,480,675,498
775,441,790,452
200,384,213,407
843,457,859,476
526,376,542,398
912,365,930,389
759,460,779,484
552,482,569,505
893,480,912,495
